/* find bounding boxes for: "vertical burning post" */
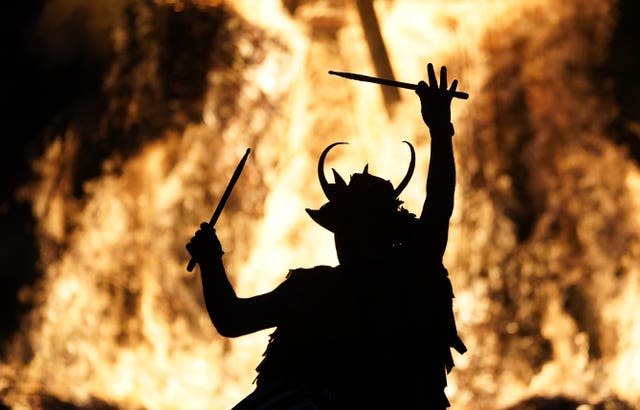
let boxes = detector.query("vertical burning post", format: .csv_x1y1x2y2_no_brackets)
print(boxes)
355,0,400,116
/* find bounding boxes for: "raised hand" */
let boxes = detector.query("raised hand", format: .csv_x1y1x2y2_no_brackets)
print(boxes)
186,222,224,268
415,63,458,131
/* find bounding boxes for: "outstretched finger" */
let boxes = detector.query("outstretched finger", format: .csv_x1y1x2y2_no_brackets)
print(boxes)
427,63,438,88
440,66,447,90
449,79,458,94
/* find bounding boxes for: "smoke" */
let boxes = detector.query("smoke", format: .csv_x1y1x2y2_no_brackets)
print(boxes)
24,0,124,66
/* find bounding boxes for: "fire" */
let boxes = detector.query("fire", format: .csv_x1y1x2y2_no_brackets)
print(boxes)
1,0,639,409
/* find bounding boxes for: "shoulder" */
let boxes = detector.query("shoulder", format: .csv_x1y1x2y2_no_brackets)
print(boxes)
284,265,338,289
286,264,335,279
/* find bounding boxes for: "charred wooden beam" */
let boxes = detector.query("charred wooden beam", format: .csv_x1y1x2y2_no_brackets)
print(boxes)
355,0,400,115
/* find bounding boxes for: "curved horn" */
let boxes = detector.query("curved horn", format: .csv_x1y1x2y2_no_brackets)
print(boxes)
318,142,348,200
393,140,416,197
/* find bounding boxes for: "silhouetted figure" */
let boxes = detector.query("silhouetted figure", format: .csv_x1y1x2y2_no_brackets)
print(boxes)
186,63,467,409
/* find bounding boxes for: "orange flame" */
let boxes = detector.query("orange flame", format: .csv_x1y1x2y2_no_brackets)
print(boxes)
2,0,639,409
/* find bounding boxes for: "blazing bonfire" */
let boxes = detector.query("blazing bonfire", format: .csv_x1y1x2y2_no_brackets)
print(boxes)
1,1,639,409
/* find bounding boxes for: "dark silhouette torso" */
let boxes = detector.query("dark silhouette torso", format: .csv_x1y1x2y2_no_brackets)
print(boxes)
253,244,454,409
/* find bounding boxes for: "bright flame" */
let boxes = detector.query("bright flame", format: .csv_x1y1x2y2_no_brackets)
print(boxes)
2,0,639,409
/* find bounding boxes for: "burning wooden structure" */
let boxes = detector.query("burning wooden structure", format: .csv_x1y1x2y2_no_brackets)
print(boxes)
1,0,639,409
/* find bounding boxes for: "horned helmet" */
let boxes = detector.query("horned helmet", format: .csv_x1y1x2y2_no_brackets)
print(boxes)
305,141,416,233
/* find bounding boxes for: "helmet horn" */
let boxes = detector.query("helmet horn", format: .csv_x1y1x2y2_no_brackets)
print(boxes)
318,142,348,201
332,168,347,189
393,140,416,197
